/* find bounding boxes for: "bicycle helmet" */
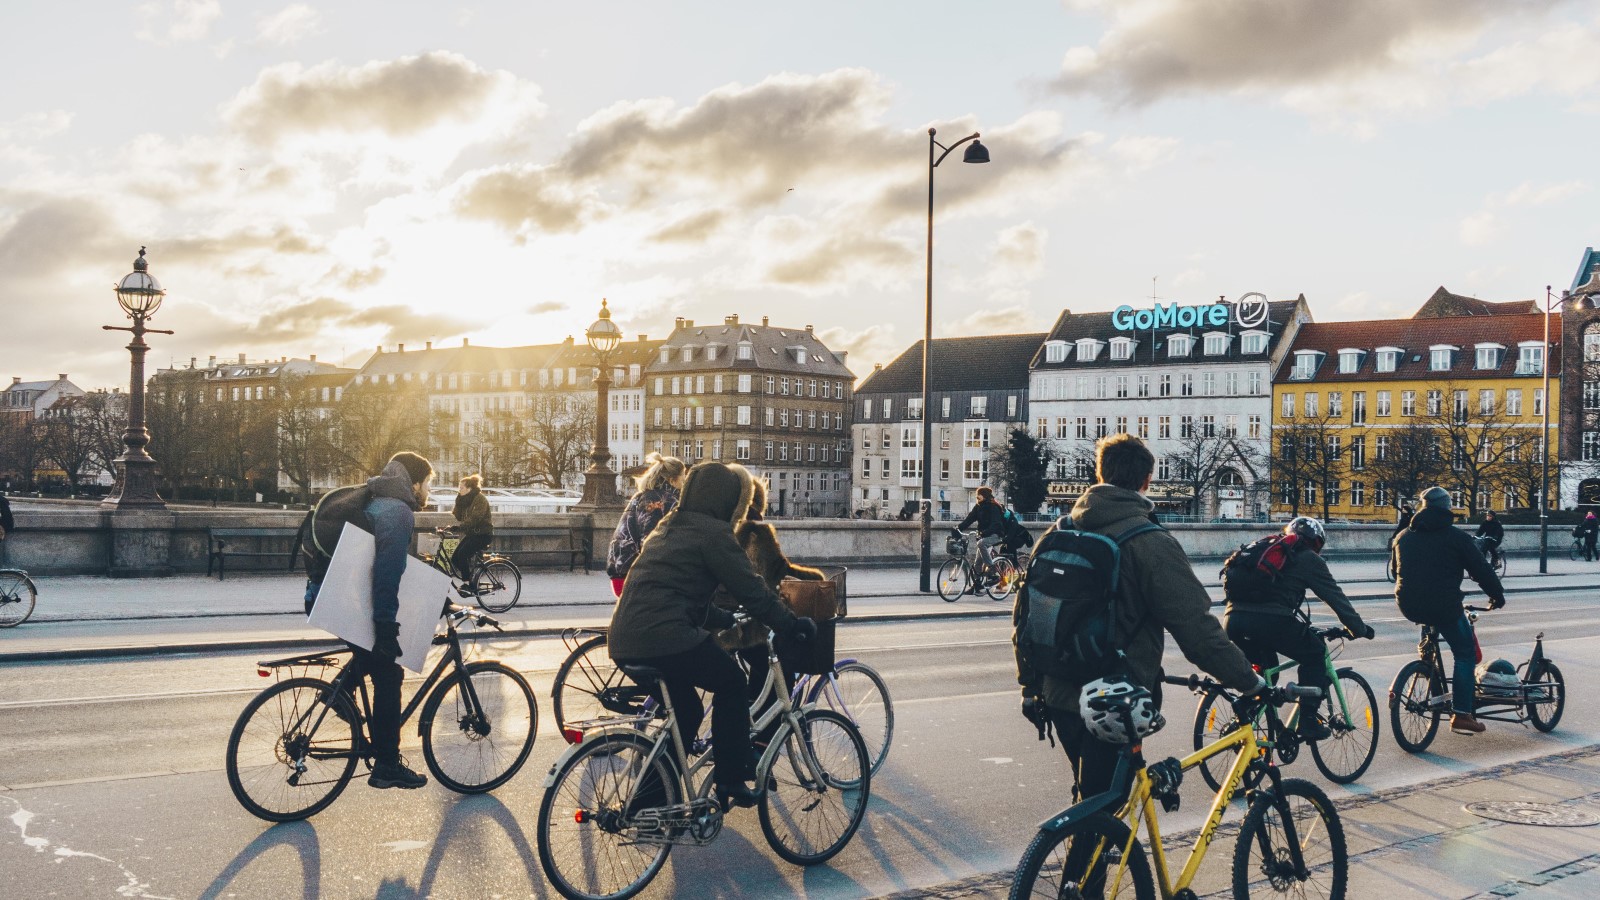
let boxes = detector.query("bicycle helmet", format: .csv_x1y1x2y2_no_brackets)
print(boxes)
1476,659,1520,698
1284,516,1326,553
1080,676,1166,745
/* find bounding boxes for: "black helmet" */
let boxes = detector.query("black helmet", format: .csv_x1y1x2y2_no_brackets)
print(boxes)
1284,516,1326,553
1484,659,1516,677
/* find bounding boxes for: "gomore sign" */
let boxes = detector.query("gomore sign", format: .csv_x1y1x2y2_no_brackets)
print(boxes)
1111,294,1269,332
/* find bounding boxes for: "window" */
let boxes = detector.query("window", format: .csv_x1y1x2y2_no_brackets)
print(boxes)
1110,338,1134,360
737,343,753,360
1248,415,1262,439
1116,376,1129,398
1328,392,1342,418
1158,416,1171,440
1375,391,1391,417
862,398,873,420
1352,392,1366,424
654,408,663,426
883,399,893,419
965,425,990,449
1292,351,1321,380
1376,435,1390,461
901,458,921,480
1168,335,1193,358
1429,346,1456,371
1424,389,1441,417
764,407,775,427
1338,350,1364,373
736,439,750,460
941,428,951,449
1076,339,1104,361
942,396,952,418
1225,371,1239,395
1376,348,1400,373
1351,481,1365,507
1044,342,1068,363
1535,389,1545,416
1248,371,1263,395
1202,373,1216,396
1095,417,1108,438
1241,331,1267,354
1304,393,1318,418
963,458,988,482
1282,393,1295,418
1076,417,1089,439
737,405,752,425
1095,377,1107,399
1518,343,1544,375
779,377,790,395
1158,457,1172,480
1137,416,1150,439
1204,333,1228,356
694,439,705,460
738,374,752,392
1036,417,1048,437
1453,390,1467,423
1479,389,1495,416
971,395,988,417
940,458,950,481
907,398,923,420
901,426,918,448
1200,415,1216,438
1180,416,1194,439
1180,373,1194,397
1007,395,1018,417
780,410,789,428
1056,417,1070,439
1475,344,1503,369
1159,374,1172,397
713,406,724,426
1076,377,1089,400
1402,390,1416,416
1350,437,1365,470
1508,389,1524,415
695,407,705,426
1585,432,1600,462
670,407,681,426
1137,375,1150,397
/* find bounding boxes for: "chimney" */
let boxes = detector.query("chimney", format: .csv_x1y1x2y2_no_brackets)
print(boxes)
637,334,648,342
189,357,196,368
309,354,317,363
805,324,813,334
674,317,685,329
398,343,405,353
424,341,432,350
564,335,575,346
208,355,216,367
762,316,769,326
684,319,694,328
238,353,246,364
873,363,883,372
58,373,68,381
10,377,19,385
725,314,739,325
376,345,383,354
463,338,470,347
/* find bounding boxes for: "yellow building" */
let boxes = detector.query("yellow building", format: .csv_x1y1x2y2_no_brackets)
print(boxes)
1270,311,1559,522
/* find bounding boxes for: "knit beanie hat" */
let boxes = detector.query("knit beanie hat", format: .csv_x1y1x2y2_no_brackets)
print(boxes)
677,462,755,524
1420,486,1451,511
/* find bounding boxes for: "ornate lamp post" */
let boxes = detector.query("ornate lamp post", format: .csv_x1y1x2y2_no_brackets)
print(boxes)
579,299,624,508
102,247,173,510
920,128,989,593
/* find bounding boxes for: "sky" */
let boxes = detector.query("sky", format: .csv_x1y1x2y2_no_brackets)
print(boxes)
3,0,1597,390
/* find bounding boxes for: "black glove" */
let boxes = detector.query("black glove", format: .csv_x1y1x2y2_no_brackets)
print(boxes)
1351,623,1376,641
1489,595,1506,611
788,617,817,643
704,605,737,631
1021,695,1055,747
372,621,402,660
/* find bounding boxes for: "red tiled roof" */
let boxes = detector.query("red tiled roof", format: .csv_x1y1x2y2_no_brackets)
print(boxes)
1412,286,1538,318
1278,313,1560,383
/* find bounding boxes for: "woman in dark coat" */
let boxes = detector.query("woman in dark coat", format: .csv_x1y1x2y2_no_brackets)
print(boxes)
449,474,493,581
606,453,686,597
723,479,826,693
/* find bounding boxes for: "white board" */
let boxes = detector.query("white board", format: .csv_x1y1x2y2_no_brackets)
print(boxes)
307,522,451,673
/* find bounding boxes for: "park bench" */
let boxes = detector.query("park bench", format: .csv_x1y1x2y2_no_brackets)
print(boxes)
207,526,301,580
489,525,591,571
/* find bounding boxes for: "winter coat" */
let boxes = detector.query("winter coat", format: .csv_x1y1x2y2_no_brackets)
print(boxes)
364,460,423,625
1475,519,1504,542
452,488,493,537
0,494,12,536
606,485,679,579
1018,483,1258,716
1223,545,1366,634
1394,506,1505,627
608,463,797,660
959,499,1005,537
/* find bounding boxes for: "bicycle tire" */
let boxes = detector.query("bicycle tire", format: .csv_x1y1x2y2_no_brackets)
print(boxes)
1232,777,1347,899
986,557,1018,601
1191,691,1265,797
553,633,642,736
936,558,969,602
1494,551,1507,578
1009,812,1154,900
471,557,522,613
807,660,894,775
226,676,359,822
757,709,871,865
1571,541,1584,562
1388,660,1442,754
1525,662,1564,732
1385,555,1396,583
1309,669,1378,785
420,660,537,793
0,571,36,628
537,730,679,900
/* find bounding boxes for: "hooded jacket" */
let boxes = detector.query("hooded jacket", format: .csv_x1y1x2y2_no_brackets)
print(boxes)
1394,506,1505,627
1017,483,1258,715
608,463,798,660
363,460,423,624
1223,543,1365,634
606,484,680,579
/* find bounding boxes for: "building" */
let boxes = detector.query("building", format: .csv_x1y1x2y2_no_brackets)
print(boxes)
3,374,85,423
1559,247,1600,506
1272,310,1559,521
644,315,855,517
851,333,1046,521
1030,296,1310,518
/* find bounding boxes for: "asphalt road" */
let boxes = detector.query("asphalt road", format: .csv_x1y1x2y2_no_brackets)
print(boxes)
2,591,1596,899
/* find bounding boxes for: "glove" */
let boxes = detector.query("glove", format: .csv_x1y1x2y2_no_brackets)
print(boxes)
1489,595,1506,611
788,617,817,644
372,621,402,660
1351,623,1376,641
1232,674,1270,717
1021,695,1055,747
704,605,737,631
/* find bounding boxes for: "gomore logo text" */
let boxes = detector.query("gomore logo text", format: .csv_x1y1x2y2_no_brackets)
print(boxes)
1112,302,1230,331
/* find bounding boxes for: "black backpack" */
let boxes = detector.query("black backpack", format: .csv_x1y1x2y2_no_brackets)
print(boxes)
295,485,374,584
1014,515,1162,686
1219,534,1302,606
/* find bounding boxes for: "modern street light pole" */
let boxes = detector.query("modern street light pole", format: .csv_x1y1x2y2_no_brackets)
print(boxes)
920,127,989,593
1540,285,1554,573
579,299,624,509
102,247,174,510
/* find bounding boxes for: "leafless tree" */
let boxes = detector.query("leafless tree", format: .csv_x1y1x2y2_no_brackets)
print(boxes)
1428,382,1522,517
274,375,335,506
80,390,129,480
1363,421,1448,514
199,397,278,500
326,383,436,480
145,375,210,499
525,392,596,489
1168,419,1266,518
0,416,44,490
36,399,102,493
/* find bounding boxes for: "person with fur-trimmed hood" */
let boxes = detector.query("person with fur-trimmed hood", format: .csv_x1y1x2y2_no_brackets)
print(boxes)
609,461,817,808
720,479,828,692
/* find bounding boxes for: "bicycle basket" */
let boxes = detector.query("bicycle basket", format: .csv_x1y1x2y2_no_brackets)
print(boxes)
946,534,968,556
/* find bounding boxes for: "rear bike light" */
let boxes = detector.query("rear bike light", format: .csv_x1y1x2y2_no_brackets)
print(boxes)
257,668,271,678
561,727,585,745
574,809,589,824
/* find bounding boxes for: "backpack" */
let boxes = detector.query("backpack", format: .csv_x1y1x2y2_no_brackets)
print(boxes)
1002,508,1034,550
1219,534,1302,606
1014,515,1163,686
295,485,374,583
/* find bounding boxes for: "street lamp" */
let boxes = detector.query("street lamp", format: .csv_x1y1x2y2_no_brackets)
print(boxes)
920,127,989,593
102,247,174,510
579,298,624,508
1540,285,1557,573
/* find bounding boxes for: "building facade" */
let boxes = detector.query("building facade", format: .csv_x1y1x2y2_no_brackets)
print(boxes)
1559,248,1600,507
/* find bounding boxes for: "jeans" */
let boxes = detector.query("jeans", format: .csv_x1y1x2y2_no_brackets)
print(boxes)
615,636,754,786
1435,613,1478,715
304,580,405,764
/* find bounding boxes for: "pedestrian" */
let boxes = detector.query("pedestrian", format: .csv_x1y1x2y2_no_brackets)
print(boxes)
0,489,12,566
606,452,687,597
1581,512,1598,562
446,474,493,585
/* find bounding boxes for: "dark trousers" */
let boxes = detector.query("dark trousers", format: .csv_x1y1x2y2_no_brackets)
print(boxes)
1048,705,1130,896
617,636,754,785
1435,613,1479,715
736,642,799,743
1226,612,1331,719
1585,533,1597,562
452,533,492,580
349,644,404,764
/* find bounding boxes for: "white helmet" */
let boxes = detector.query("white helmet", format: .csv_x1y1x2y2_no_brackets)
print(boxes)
1080,676,1166,745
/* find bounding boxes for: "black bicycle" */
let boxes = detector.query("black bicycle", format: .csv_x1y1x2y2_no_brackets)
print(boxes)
225,603,537,821
0,568,36,627
1473,535,1507,577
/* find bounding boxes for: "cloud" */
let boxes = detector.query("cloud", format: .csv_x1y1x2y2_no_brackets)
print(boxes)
817,323,897,369
136,0,221,44
527,300,566,315
953,305,1038,335
763,231,918,287
241,296,466,344
256,4,324,45
989,222,1047,280
650,209,728,244
1460,179,1588,245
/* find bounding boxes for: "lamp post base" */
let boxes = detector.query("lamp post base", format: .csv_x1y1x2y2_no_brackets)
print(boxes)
102,456,168,511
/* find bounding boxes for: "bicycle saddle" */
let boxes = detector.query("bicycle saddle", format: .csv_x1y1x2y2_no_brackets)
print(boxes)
619,664,666,685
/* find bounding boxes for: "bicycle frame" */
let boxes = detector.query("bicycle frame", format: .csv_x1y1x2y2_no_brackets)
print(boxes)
1139,727,1265,895
1248,637,1353,736
1411,616,1554,724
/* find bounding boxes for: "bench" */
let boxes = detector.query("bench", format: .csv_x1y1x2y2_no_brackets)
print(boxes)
207,526,301,580
489,526,591,571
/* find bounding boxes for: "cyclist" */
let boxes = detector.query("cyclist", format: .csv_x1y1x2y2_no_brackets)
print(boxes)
1001,504,1035,561
1222,517,1376,742
605,452,686,597
608,461,816,809
1474,510,1504,567
446,474,493,585
1393,485,1506,735
1389,500,1415,549
1017,434,1263,807
956,486,1006,590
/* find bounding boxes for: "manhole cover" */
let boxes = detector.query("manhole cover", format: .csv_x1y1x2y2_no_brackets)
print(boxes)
1464,801,1600,827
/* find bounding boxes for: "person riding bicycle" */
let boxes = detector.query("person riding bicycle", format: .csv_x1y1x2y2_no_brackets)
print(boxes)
1017,434,1263,808
446,474,494,585
0,490,12,564
1393,485,1507,735
1222,517,1376,742
608,461,816,809
1474,510,1504,566
956,486,1006,588
605,452,687,597
1390,501,1415,549
1001,504,1035,559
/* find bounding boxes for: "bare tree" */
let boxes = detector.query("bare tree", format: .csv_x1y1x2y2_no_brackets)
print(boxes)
80,390,129,481
0,416,44,490
1168,418,1266,518
1429,382,1520,517
525,392,596,489
326,383,436,480
145,375,210,499
1363,421,1447,514
274,375,335,506
37,399,103,494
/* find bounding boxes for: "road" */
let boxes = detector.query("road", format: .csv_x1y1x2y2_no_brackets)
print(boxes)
1,589,1596,899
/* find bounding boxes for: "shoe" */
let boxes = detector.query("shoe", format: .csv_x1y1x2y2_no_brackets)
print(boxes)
455,585,476,599
1450,713,1486,735
715,780,763,809
369,759,428,789
1296,716,1333,743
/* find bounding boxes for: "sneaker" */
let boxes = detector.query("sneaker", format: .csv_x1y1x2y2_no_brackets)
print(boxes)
455,584,477,599
1450,713,1486,735
369,760,428,789
1296,716,1333,743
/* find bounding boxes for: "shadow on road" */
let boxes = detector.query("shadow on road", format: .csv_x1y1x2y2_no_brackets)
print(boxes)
197,819,321,900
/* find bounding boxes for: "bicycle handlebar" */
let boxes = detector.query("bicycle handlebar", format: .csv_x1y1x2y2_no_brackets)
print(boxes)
443,601,503,631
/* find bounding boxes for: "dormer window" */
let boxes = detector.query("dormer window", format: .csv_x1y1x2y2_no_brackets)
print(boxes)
1168,335,1194,358
1375,346,1401,373
793,348,806,365
1517,341,1545,375
1203,333,1230,356
737,342,753,361
1292,350,1324,380
660,348,672,364
1076,339,1105,361
1429,345,1458,372
1337,349,1365,374
681,347,695,363
1109,337,1134,361
1474,343,1504,370
705,344,720,361
1043,341,1068,364
1240,331,1267,354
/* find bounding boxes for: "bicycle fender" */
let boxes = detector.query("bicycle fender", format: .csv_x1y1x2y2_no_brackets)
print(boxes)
1036,787,1124,834
540,725,651,789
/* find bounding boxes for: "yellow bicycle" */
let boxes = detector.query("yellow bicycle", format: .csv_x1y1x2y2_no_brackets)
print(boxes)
1010,674,1348,899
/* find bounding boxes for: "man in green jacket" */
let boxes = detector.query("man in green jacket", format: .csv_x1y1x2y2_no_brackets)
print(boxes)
1018,434,1262,805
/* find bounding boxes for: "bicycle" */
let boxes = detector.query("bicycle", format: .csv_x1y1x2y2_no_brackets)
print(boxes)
225,603,537,821
1192,624,1379,788
0,568,37,627
1474,535,1507,577
1389,605,1564,753
536,621,872,900
1010,675,1348,899
420,528,523,613
551,625,894,776
937,529,1015,602
1568,532,1586,561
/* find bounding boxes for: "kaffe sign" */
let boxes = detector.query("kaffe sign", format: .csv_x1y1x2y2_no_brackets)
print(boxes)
1111,292,1269,332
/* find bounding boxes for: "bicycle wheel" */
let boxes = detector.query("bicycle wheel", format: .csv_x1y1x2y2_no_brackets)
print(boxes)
936,558,970,602
1310,669,1378,785
420,660,537,793
1388,660,1442,754
1571,540,1583,561
537,730,679,900
470,558,522,613
554,633,647,736
0,571,36,627
757,708,871,865
226,677,359,822
1232,777,1347,899
1385,554,1396,583
1192,691,1265,797
808,661,894,775
1525,662,1565,732
986,557,1018,600
1009,812,1155,900
1494,551,1507,578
